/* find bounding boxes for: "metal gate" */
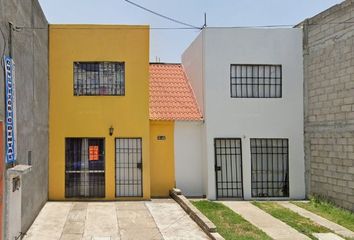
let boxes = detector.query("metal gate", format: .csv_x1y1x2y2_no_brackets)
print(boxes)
65,138,105,198
214,138,243,198
250,138,289,197
115,138,143,197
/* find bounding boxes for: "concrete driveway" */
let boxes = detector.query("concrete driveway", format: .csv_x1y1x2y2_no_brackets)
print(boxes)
23,199,209,240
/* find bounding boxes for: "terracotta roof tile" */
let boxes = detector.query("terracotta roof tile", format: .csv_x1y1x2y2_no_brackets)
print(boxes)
149,63,203,121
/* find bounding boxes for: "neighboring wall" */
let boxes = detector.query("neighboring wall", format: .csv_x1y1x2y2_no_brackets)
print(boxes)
302,0,354,211
0,0,49,234
174,121,203,197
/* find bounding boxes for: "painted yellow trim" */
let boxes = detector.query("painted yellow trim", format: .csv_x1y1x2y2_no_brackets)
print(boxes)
49,24,150,200
150,120,175,197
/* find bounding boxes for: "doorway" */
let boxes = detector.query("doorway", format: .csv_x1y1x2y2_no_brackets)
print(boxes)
65,138,105,198
115,138,143,197
215,138,243,198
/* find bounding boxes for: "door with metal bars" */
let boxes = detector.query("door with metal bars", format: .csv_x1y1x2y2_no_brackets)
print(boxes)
115,138,143,197
214,138,243,198
65,138,105,198
250,138,289,198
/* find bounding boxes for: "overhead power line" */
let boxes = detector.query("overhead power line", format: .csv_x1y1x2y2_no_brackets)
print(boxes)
8,21,354,32
123,0,202,29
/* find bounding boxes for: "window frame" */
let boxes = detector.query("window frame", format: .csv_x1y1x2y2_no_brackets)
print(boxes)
73,61,125,96
230,64,282,98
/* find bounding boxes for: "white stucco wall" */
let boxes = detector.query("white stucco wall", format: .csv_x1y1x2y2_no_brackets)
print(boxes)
182,35,208,195
182,28,305,200
174,121,204,197
181,33,205,115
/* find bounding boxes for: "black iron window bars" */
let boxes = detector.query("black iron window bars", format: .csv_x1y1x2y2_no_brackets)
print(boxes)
74,62,125,96
250,138,289,198
230,64,282,98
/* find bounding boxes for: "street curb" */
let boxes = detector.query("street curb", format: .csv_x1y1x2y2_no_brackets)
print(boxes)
170,188,225,240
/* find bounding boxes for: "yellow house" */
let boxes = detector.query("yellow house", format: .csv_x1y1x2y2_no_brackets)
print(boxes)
49,25,202,200
49,25,151,200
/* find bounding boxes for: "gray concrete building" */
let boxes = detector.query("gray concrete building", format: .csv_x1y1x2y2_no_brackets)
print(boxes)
300,0,354,211
0,0,49,238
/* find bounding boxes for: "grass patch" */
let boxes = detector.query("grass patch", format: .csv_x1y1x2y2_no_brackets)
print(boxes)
192,200,271,240
292,197,354,232
253,202,331,240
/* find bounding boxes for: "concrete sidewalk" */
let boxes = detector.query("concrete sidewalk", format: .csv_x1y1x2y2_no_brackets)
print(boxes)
146,199,209,240
278,202,354,239
23,200,209,240
222,201,310,240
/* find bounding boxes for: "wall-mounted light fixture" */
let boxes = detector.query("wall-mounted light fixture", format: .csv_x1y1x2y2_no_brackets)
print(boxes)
109,126,114,136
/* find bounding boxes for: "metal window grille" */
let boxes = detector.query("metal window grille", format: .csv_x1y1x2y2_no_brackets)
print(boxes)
250,138,289,198
115,138,143,197
74,62,125,96
65,138,105,198
230,64,282,98
215,138,243,198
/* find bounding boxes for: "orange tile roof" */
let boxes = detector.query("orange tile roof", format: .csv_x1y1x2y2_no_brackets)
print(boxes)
149,63,203,121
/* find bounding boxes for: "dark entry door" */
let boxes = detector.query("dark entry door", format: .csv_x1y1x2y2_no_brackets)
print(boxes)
215,138,243,198
250,138,289,197
115,138,143,197
65,138,105,198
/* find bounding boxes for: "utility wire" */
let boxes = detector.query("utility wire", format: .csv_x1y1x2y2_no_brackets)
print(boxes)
123,0,202,29
8,20,354,32
13,21,354,31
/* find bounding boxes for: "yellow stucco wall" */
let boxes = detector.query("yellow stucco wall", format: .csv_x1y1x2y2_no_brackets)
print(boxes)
150,121,175,197
49,25,150,200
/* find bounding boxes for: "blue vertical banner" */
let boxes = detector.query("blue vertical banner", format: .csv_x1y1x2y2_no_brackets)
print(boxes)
4,56,17,164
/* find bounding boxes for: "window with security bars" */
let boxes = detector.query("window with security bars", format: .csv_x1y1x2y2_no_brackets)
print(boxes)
65,138,105,198
74,62,125,96
230,64,282,98
250,138,289,198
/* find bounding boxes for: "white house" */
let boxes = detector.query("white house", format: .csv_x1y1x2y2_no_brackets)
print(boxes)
180,28,305,200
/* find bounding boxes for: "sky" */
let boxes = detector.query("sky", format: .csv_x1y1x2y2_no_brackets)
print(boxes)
38,0,344,63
